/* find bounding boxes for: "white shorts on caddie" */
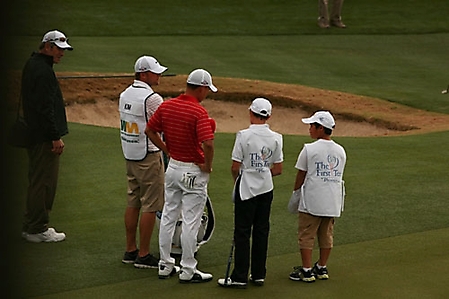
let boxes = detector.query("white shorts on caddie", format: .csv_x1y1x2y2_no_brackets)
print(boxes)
158,159,209,278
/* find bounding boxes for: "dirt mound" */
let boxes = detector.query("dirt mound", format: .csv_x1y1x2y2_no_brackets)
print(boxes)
10,72,449,136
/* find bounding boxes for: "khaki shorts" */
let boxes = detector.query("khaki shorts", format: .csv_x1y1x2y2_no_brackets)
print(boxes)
126,152,164,212
297,212,335,250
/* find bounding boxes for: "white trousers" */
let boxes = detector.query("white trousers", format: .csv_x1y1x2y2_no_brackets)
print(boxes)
158,159,209,278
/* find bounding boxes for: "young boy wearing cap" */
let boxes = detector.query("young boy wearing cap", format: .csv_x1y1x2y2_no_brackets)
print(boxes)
218,98,283,289
119,56,167,268
21,30,73,243
145,69,217,283
288,111,347,282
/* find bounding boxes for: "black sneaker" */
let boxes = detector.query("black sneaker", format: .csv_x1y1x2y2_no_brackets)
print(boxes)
134,254,159,269
312,262,329,280
122,249,138,264
289,266,316,283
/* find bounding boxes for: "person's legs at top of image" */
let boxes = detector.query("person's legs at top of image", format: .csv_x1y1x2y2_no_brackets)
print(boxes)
330,0,346,28
317,0,330,28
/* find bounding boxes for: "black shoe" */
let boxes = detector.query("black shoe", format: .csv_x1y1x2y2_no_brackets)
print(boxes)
179,270,213,283
122,249,139,264
289,266,316,283
312,262,329,280
134,254,159,269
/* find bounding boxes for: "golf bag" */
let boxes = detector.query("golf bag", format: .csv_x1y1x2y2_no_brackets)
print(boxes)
156,196,215,255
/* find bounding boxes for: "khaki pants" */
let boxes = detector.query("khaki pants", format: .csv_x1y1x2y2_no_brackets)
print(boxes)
298,212,335,250
318,0,344,21
126,151,165,212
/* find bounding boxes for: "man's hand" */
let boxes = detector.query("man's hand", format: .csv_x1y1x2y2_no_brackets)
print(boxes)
200,139,214,174
52,139,65,155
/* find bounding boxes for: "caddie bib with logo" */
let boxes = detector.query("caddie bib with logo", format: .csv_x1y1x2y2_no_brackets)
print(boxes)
119,82,156,161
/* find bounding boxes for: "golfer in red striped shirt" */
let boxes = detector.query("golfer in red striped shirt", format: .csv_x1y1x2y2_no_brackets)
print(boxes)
145,69,217,283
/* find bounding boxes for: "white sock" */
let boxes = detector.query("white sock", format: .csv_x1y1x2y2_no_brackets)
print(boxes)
303,267,312,272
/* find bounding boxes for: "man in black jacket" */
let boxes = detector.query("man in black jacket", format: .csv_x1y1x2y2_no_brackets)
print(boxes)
21,30,73,243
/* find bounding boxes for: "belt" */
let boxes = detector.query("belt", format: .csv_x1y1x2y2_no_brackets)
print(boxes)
148,150,161,154
169,159,196,167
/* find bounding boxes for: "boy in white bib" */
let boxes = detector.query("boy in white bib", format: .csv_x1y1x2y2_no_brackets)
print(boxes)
218,98,283,288
288,111,347,283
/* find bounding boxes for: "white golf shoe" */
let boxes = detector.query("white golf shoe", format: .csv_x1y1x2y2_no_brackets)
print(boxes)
179,269,213,283
26,228,66,243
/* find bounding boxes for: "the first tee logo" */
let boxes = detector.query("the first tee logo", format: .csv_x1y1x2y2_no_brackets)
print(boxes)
249,146,273,170
315,155,342,180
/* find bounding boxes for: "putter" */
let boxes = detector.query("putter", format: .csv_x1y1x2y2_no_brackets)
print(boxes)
224,240,235,285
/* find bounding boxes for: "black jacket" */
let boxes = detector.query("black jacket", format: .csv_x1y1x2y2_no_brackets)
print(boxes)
22,52,68,143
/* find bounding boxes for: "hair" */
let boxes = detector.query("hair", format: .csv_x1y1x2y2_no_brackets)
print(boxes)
312,123,333,135
250,110,269,120
135,72,141,80
39,42,56,50
39,42,61,52
186,83,203,90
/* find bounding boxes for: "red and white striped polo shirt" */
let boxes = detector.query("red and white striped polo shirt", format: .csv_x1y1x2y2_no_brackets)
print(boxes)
147,94,214,164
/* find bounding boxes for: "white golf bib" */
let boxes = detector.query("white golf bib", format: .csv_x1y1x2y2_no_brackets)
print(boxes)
297,140,346,217
119,82,156,161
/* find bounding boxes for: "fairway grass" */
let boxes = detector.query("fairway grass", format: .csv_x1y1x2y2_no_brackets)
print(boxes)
7,125,449,298
33,228,449,299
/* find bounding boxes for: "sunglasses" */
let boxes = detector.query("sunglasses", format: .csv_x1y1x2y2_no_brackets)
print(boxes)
47,37,68,43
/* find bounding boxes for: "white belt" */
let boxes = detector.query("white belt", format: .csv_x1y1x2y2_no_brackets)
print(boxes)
169,158,196,167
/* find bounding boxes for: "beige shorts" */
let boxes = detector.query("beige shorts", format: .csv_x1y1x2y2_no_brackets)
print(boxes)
126,152,164,213
297,212,335,250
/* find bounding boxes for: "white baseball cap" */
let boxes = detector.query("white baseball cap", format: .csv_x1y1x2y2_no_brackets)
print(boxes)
302,111,335,129
187,69,217,92
249,98,272,117
134,56,167,74
42,30,73,50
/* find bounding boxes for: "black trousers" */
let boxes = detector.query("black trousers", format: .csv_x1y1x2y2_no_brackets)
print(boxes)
231,178,273,283
23,142,60,234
